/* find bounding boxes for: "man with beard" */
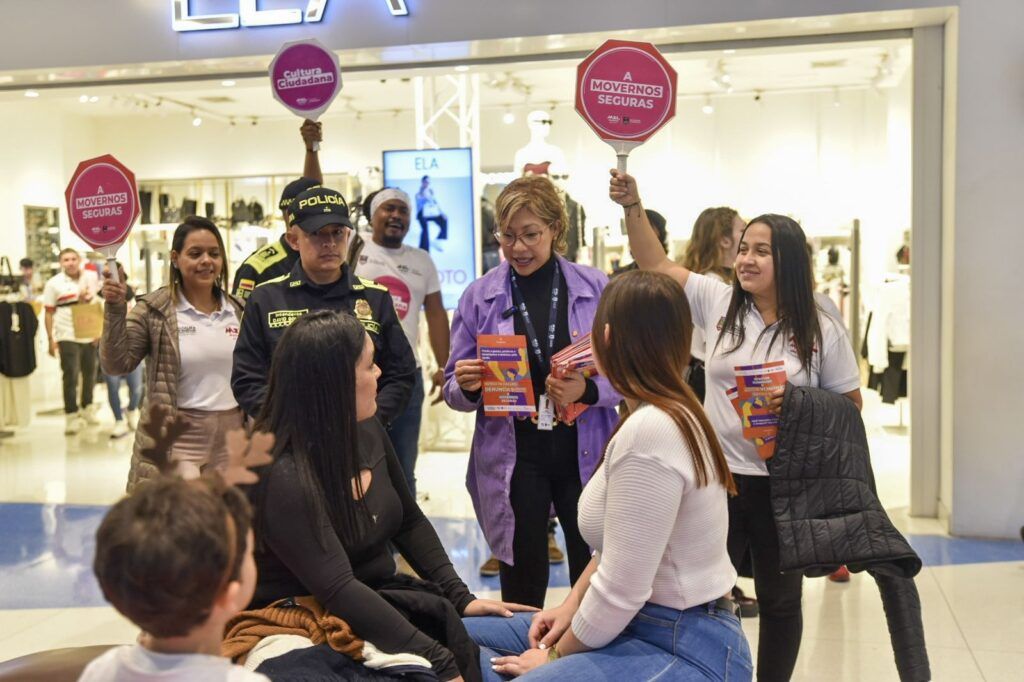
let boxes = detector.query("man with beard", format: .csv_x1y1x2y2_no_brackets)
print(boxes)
355,188,449,498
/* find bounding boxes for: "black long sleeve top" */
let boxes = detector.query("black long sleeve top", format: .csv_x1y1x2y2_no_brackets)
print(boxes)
250,418,475,679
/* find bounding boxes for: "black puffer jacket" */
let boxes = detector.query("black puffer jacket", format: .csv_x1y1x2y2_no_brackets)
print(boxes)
770,384,931,682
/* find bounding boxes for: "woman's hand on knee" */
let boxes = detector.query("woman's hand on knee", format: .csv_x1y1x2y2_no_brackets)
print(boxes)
491,649,549,678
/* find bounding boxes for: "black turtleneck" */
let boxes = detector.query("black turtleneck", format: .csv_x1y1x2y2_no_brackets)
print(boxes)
509,256,596,469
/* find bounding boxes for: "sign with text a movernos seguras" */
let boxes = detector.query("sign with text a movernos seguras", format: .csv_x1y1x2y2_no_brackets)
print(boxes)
269,39,342,120
64,154,139,250
576,39,677,164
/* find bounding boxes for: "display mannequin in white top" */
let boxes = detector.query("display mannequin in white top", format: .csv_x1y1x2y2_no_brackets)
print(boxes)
513,111,568,178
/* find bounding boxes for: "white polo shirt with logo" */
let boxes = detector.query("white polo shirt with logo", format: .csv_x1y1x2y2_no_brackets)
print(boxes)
356,240,441,367
42,269,101,343
176,293,241,411
686,272,861,476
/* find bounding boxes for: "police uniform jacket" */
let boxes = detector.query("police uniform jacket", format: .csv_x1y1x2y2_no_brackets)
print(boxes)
231,235,300,303
231,259,416,425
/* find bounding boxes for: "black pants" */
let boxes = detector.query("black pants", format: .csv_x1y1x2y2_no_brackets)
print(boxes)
727,474,803,681
499,458,590,608
58,341,97,415
417,213,448,251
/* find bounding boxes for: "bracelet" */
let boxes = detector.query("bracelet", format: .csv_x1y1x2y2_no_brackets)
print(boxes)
623,201,640,211
547,646,562,663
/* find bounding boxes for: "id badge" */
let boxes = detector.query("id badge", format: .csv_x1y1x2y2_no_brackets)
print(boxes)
537,394,555,431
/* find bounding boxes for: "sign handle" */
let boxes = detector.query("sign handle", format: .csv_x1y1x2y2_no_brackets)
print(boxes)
616,153,628,173
101,246,120,284
311,141,320,153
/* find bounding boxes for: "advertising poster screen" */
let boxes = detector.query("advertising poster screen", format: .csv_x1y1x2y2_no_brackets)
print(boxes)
382,147,476,310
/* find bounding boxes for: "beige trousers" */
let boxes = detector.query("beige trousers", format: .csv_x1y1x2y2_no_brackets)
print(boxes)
169,407,244,479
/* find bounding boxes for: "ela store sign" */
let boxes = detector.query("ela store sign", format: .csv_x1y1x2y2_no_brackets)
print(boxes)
172,0,408,32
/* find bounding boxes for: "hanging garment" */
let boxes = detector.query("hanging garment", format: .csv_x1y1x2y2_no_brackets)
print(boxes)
0,301,38,378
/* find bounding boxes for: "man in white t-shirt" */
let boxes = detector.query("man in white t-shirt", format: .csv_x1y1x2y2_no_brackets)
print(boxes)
356,188,449,497
42,248,102,435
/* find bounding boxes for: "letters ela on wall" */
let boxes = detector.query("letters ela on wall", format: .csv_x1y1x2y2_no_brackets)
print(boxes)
172,0,408,32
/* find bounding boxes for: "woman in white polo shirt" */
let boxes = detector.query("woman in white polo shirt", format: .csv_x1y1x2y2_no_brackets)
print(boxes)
610,170,861,682
101,216,244,490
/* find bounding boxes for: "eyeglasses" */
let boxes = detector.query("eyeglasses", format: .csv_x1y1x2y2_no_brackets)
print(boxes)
493,229,546,247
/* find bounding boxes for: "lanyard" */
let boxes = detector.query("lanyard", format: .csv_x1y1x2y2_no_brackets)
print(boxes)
509,260,561,375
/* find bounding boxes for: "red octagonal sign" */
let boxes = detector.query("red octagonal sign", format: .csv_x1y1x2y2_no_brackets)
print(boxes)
64,154,140,250
576,40,678,152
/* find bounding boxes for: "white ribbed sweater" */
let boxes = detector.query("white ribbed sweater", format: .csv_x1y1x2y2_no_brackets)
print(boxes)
572,404,736,648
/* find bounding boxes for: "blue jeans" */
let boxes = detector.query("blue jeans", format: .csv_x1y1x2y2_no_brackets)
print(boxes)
465,602,752,681
103,365,144,421
386,369,424,497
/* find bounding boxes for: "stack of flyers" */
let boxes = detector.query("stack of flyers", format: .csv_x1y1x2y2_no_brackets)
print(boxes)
730,360,787,460
479,335,536,417
550,333,598,424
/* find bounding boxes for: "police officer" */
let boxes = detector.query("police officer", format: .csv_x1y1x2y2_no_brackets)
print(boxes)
231,186,416,423
231,120,324,302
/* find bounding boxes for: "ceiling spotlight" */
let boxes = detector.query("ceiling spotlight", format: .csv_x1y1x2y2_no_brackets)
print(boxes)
229,118,236,126
191,111,203,127
79,94,89,103
89,96,99,103
221,79,236,87
24,90,39,98
832,89,841,108
454,65,469,73
502,110,515,125
251,117,258,126
701,96,714,115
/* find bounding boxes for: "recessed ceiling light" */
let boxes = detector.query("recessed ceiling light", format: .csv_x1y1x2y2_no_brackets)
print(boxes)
221,80,236,87
454,65,469,73
24,90,39,98
701,96,714,115
89,96,99,103
79,95,89,103
502,111,515,125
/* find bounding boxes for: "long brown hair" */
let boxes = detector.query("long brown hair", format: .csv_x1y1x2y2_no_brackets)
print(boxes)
683,207,740,281
592,270,735,494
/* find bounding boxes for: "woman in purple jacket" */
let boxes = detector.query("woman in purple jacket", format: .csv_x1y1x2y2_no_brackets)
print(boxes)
444,175,620,608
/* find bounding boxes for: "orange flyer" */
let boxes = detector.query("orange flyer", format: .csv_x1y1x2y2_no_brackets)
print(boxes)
479,335,536,417
733,361,787,460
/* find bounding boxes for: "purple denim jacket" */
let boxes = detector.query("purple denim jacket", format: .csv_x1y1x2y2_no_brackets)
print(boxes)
443,256,621,565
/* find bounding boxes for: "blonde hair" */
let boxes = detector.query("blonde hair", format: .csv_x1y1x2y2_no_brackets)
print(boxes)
495,175,569,254
683,207,740,281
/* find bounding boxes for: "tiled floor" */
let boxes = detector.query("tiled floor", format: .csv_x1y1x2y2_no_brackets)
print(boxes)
1,386,1022,680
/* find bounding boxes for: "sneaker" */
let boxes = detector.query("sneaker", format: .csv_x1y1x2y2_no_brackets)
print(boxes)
126,409,140,430
64,413,83,435
548,530,565,564
110,420,129,439
479,555,501,577
828,566,851,583
82,404,100,426
732,586,760,618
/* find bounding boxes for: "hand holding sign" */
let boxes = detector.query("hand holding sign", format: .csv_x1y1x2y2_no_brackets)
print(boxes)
575,40,678,172
270,39,342,151
64,154,140,284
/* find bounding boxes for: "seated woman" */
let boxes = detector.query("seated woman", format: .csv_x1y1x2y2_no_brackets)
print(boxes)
249,310,535,682
463,271,752,681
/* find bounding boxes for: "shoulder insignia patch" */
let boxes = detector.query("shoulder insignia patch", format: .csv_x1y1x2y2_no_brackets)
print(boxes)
256,274,291,288
357,276,389,292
